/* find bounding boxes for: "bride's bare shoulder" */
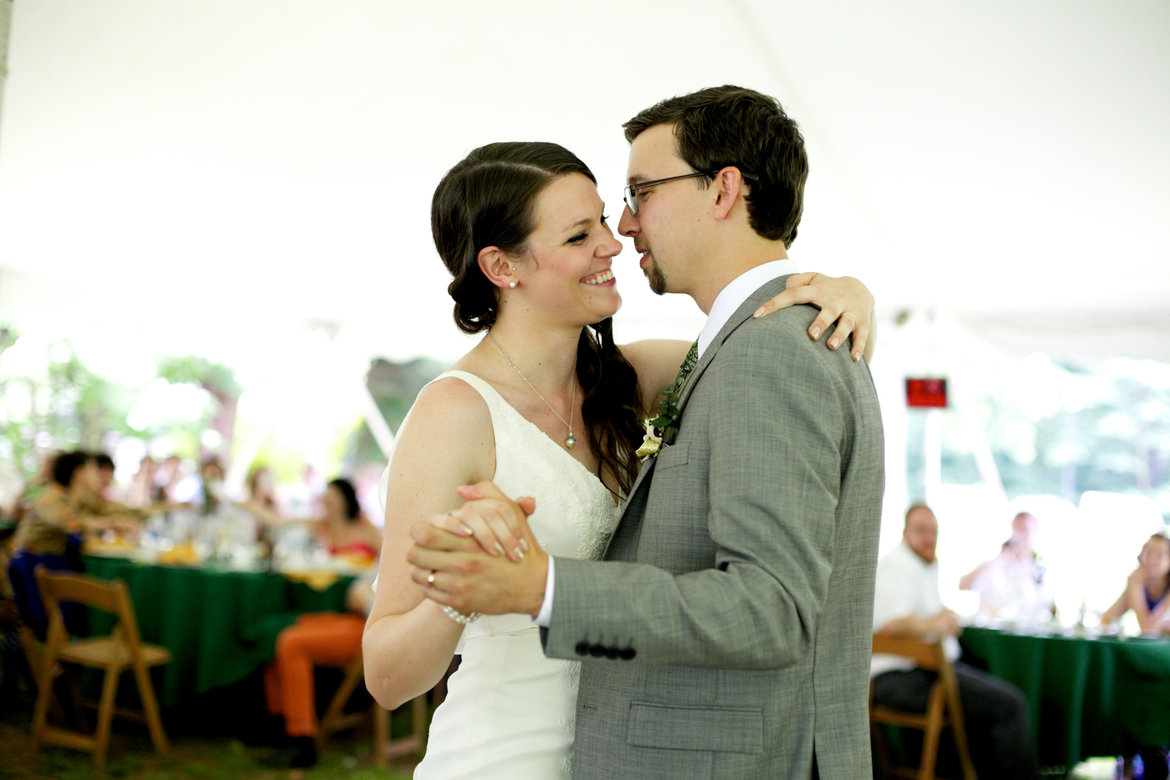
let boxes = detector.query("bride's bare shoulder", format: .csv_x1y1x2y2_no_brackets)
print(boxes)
387,372,496,495
404,374,490,432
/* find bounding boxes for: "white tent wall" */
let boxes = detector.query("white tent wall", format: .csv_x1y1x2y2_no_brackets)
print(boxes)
1,2,1168,525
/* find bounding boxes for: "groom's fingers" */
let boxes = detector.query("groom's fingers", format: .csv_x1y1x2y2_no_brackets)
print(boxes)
411,521,480,553
456,480,504,502
450,497,528,561
457,481,537,517
454,503,525,562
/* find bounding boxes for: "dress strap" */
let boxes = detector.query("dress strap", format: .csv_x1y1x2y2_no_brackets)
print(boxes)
426,370,513,425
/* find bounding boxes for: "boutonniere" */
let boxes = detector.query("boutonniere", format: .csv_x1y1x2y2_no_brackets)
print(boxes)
636,340,698,461
635,418,663,460
634,384,684,461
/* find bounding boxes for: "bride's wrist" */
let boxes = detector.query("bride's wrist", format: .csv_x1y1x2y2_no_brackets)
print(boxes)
441,605,480,625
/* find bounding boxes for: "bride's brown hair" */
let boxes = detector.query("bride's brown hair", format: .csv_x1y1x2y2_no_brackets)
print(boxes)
431,142,643,493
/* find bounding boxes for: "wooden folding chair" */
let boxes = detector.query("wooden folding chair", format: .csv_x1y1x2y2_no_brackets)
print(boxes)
317,654,429,767
30,567,172,767
870,634,976,780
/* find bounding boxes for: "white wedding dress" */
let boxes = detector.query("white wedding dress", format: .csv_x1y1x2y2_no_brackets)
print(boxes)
411,371,619,779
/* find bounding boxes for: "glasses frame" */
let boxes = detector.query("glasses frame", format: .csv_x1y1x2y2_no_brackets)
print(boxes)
623,171,716,216
622,168,758,215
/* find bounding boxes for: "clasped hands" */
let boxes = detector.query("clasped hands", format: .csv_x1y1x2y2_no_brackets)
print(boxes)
409,481,549,618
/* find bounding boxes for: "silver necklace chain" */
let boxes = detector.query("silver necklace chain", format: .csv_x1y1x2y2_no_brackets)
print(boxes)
487,330,577,449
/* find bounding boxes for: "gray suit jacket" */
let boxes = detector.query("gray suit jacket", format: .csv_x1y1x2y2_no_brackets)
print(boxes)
544,275,885,779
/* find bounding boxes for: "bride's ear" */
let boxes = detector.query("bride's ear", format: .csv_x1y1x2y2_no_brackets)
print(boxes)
478,247,519,289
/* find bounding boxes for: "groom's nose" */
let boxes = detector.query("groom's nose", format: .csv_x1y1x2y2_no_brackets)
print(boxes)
617,205,638,238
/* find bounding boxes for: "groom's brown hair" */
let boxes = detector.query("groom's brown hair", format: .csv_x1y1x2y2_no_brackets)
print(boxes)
623,85,808,248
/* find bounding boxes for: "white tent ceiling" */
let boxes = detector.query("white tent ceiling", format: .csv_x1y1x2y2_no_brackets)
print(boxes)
1,0,1168,379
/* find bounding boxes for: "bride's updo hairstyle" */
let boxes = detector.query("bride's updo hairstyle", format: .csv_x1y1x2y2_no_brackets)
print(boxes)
431,142,643,492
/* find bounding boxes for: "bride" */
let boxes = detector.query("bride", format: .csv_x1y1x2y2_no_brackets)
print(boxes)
362,141,874,778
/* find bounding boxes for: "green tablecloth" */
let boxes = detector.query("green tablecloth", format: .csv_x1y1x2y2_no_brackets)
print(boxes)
959,626,1170,769
83,555,354,708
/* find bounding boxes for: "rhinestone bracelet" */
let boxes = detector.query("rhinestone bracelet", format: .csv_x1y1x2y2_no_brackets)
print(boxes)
442,605,481,625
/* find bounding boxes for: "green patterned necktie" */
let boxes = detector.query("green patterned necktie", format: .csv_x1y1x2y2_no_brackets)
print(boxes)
668,339,699,399
643,339,699,450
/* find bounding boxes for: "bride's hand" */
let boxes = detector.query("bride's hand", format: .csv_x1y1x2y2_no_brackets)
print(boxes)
753,272,875,362
425,481,536,563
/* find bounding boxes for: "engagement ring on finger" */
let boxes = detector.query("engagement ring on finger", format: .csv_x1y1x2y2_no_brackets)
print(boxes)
427,570,436,586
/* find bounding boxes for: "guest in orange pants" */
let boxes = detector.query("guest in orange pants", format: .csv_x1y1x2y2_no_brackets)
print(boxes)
261,574,374,768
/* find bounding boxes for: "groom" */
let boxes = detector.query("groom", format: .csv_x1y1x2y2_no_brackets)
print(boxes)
411,85,884,778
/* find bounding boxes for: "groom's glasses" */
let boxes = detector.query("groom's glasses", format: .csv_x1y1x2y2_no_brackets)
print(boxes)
622,171,715,216
622,169,758,216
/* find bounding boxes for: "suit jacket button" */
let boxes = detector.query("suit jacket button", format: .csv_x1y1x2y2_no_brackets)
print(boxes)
589,643,606,657
619,647,636,660
575,641,590,656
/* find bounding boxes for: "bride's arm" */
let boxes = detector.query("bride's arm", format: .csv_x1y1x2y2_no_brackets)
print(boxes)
362,378,496,710
620,273,877,412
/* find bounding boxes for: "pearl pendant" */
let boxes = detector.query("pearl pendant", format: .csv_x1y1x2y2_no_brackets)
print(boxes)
565,434,576,449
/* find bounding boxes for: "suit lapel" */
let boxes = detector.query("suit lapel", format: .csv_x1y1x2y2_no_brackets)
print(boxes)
605,274,793,560
673,275,792,415
603,458,653,559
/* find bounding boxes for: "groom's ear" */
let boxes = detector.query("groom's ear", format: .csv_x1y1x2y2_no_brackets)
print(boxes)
710,167,746,221
477,247,517,289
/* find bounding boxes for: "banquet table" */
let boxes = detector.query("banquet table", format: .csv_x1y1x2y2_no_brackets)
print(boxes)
82,553,357,708
959,625,1170,770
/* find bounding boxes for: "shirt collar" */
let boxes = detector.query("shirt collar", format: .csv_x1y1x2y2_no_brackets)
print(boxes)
697,259,798,359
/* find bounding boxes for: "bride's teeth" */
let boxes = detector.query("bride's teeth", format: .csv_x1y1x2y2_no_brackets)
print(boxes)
584,270,613,285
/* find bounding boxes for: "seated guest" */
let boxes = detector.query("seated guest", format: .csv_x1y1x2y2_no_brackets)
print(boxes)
261,572,375,768
8,450,141,635
872,504,1040,780
195,456,227,517
241,464,287,527
92,450,182,515
959,511,1054,622
154,454,184,505
126,454,157,510
93,451,119,501
190,456,261,550
314,478,380,563
1102,532,1170,633
261,477,380,564
1102,532,1170,780
11,450,141,557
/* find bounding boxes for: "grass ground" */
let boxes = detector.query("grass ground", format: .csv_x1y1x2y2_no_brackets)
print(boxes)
0,721,417,780
0,649,419,780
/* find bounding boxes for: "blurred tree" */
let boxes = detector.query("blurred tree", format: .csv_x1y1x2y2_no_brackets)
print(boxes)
156,355,242,457
913,357,1170,520
0,333,136,479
